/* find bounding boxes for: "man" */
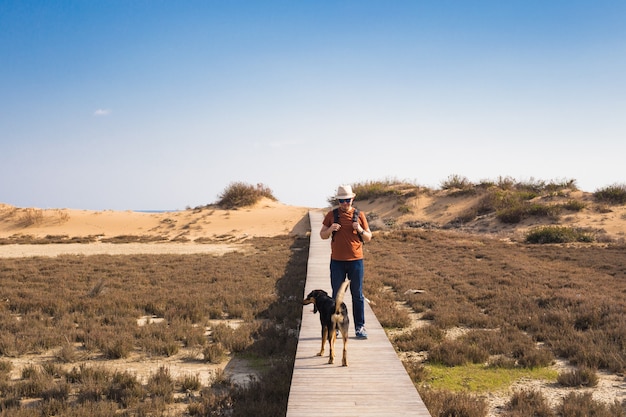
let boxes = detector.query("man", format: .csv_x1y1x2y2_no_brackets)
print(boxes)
320,185,372,339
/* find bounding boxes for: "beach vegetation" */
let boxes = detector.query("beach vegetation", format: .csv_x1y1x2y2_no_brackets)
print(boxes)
217,181,276,208
347,175,589,228
557,392,625,417
418,389,489,417
557,366,599,388
1,178,625,415
329,178,417,204
525,226,594,244
0,236,308,416
504,389,555,417
366,228,626,415
594,183,626,205
440,174,473,191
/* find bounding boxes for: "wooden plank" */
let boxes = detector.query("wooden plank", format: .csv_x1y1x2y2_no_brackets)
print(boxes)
286,211,431,417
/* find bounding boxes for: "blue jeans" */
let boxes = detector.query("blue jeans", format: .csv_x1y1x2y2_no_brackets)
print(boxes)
330,259,365,330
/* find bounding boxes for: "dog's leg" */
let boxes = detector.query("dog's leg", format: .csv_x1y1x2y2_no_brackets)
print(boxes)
341,330,348,366
318,326,327,356
328,325,336,364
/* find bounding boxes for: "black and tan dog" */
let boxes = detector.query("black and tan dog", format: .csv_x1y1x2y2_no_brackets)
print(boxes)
302,279,350,366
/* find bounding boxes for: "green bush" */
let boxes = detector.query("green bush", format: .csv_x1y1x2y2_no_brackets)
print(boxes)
526,203,561,218
217,182,276,209
561,199,586,211
594,183,626,205
497,205,527,224
525,226,594,244
441,174,473,190
342,179,411,203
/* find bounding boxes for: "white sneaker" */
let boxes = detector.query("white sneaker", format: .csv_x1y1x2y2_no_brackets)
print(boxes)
355,327,368,339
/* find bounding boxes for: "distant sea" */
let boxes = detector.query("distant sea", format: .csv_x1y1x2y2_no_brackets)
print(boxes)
133,210,181,213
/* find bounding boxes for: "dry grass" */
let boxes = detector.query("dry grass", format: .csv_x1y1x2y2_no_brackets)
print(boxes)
366,229,626,415
0,236,308,416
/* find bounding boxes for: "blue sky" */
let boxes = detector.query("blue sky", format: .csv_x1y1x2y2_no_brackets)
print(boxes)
1,1,625,210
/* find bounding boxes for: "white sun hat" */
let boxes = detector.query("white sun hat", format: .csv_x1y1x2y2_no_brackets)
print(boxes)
335,185,356,199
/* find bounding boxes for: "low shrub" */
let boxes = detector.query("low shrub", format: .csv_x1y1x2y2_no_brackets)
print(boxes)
402,360,429,383
504,389,554,417
557,392,625,417
441,174,473,190
179,373,202,392
350,179,407,201
0,359,13,375
393,326,443,352
217,182,276,209
557,366,599,387
526,203,561,218
211,323,254,353
497,205,527,224
16,366,53,398
203,343,226,364
488,355,518,369
187,390,233,416
41,381,71,402
106,370,144,408
562,199,586,211
74,366,112,404
371,296,411,329
525,226,594,244
147,366,175,403
419,388,488,417
101,336,134,359
57,342,78,363
514,346,554,368
594,183,626,205
428,339,489,366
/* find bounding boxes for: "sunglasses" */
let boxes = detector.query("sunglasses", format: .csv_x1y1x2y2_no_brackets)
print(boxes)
338,198,352,203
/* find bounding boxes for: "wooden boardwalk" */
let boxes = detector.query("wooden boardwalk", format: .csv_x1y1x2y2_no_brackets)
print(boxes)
286,211,431,417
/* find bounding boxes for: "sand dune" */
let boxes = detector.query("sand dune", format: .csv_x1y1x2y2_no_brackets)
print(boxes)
1,189,624,258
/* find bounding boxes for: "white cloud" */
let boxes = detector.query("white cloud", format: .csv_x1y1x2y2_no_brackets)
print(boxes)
93,109,111,116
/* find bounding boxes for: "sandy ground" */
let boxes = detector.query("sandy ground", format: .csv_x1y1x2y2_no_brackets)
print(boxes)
0,198,311,258
0,242,249,258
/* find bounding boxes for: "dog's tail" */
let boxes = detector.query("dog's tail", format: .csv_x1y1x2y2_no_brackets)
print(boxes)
334,279,350,315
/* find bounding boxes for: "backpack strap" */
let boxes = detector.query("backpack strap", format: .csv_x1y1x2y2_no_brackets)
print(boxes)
353,209,363,242
332,208,363,242
332,208,339,242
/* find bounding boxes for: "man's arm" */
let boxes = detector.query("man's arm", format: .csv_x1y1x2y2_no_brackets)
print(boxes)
320,222,340,240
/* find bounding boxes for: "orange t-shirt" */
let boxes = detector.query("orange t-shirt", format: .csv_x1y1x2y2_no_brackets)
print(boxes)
323,208,369,261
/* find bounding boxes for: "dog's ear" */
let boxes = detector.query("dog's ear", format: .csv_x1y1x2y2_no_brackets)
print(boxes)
313,303,318,314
